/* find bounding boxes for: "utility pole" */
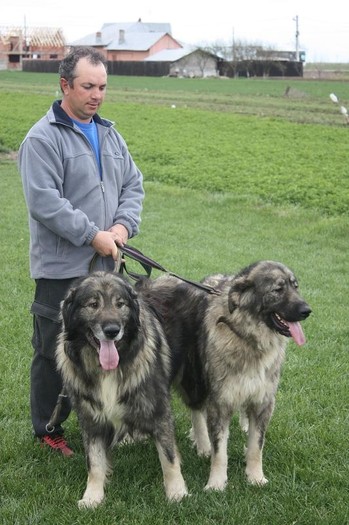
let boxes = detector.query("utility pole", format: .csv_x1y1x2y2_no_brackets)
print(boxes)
232,26,235,61
293,15,300,61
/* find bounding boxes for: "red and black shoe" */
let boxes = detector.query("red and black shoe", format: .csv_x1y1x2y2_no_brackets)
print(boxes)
40,434,74,457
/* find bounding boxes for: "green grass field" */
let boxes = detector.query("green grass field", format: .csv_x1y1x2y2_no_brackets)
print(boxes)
0,72,348,524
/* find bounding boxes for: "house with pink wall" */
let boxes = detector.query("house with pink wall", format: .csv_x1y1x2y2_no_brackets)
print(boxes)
71,20,182,62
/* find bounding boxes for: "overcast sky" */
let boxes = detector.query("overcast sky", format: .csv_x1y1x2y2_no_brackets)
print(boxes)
2,0,349,62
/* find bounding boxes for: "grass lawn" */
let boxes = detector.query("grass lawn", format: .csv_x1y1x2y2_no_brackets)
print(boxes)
1,164,348,524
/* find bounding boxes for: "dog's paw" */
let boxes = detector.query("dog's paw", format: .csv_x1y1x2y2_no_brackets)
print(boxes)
166,483,189,502
78,496,103,509
204,477,227,492
78,490,104,509
246,472,269,486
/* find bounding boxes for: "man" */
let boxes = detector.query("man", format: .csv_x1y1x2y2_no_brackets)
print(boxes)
19,46,144,456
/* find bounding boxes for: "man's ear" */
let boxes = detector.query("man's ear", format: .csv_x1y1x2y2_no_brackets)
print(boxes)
60,77,69,95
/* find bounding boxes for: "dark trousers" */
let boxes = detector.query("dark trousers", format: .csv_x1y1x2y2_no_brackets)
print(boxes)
30,278,76,437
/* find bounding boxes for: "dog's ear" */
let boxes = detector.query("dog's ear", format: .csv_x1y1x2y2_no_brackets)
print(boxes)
61,285,79,330
228,275,253,312
124,281,141,328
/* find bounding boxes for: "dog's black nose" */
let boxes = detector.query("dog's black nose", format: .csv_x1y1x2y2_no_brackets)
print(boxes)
300,305,312,319
103,323,120,339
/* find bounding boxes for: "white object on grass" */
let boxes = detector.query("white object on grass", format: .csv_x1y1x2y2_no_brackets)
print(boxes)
329,93,339,104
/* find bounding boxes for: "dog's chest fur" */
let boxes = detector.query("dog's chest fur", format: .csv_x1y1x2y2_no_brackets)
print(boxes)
207,321,286,410
98,373,126,424
77,370,127,430
219,359,279,409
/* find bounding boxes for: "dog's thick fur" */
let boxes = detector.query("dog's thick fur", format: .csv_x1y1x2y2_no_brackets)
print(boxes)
137,260,311,491
56,272,187,508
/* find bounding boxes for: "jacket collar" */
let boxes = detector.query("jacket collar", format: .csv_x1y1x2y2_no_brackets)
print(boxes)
51,100,112,128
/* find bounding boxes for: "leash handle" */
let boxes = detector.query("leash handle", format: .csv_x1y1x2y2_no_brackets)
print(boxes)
119,244,166,278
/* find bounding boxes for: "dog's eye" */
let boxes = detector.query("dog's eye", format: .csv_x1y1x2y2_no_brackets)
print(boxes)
272,286,284,293
116,301,125,308
87,301,99,309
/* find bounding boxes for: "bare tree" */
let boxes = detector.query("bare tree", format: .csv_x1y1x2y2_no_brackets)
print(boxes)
203,38,282,77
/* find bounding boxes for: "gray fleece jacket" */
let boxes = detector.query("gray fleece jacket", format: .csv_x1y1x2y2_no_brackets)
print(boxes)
19,101,144,279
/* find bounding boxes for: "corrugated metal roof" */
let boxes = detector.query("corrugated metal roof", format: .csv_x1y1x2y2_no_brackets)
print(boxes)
102,21,171,35
144,47,195,62
70,21,172,49
69,33,106,47
107,32,167,51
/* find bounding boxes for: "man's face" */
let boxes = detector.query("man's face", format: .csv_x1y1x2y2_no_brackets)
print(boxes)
60,57,107,122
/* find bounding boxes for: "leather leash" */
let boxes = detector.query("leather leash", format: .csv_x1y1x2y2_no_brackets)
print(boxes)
118,244,220,295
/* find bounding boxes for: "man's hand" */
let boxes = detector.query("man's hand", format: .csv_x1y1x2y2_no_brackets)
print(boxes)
91,231,119,260
108,224,129,246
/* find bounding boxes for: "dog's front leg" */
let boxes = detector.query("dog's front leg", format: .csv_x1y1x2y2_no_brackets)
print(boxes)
154,420,188,502
204,408,231,491
244,403,273,486
78,436,110,509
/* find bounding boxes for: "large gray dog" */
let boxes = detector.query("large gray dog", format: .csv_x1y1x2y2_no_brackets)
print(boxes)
56,272,188,508
137,260,312,491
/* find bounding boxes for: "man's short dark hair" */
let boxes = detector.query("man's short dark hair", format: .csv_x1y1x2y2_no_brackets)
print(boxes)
59,46,107,87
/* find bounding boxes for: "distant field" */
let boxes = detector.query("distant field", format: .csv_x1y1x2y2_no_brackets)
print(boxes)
1,70,349,127
1,71,348,216
304,62,349,80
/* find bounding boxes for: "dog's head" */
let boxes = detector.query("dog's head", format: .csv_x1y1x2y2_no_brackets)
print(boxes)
228,261,311,345
61,272,140,370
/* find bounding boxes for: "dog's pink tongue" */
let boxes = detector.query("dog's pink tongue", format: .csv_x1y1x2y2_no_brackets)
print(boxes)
99,340,119,370
287,321,306,346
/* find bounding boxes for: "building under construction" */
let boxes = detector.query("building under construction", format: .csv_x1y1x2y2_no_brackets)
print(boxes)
0,26,66,70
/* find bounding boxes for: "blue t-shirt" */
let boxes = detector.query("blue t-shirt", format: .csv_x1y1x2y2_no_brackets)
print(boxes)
72,119,102,178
